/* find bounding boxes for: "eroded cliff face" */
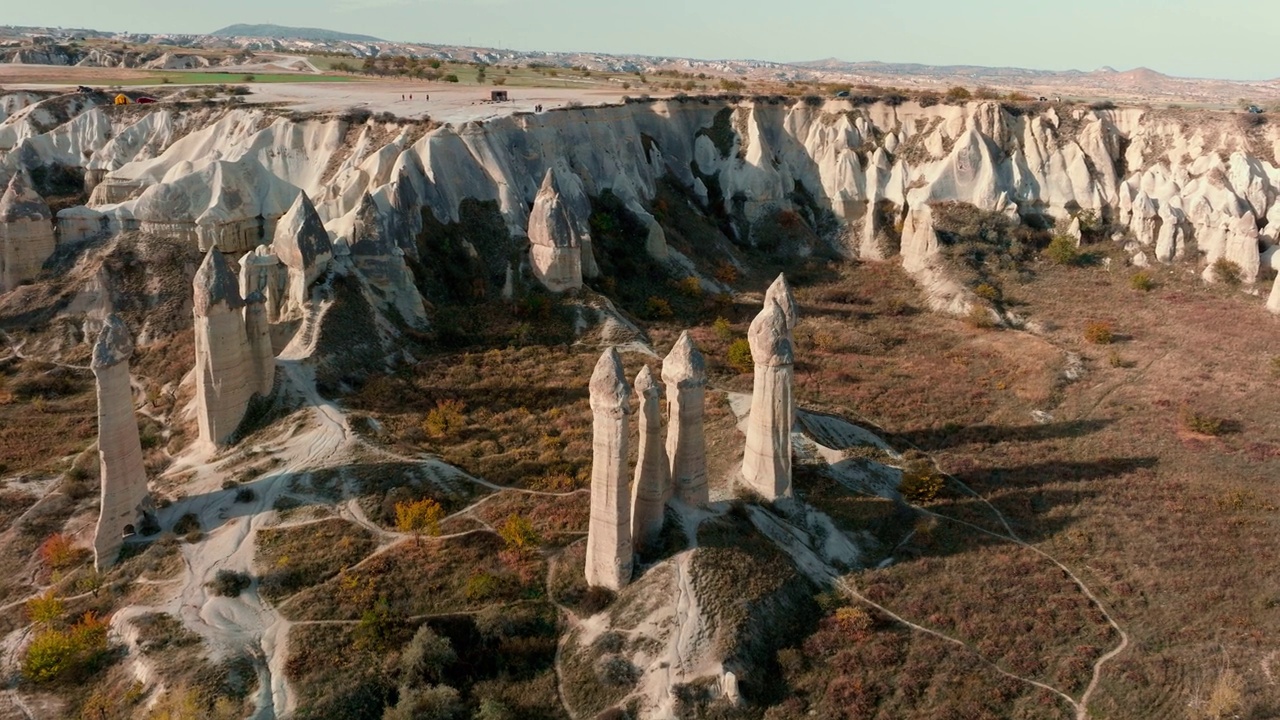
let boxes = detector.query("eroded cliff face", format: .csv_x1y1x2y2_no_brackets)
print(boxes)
2,92,1279,315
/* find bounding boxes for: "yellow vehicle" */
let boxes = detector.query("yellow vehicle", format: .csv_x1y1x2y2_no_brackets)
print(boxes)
113,94,129,105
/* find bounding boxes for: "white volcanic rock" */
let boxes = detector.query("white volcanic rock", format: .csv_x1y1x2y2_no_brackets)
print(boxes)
91,315,150,570
244,292,276,397
193,248,257,446
764,273,798,332
528,168,585,292
741,299,794,500
0,171,55,293
272,192,333,319
239,245,283,322
662,331,708,506
585,347,633,591
630,365,669,552
349,193,428,326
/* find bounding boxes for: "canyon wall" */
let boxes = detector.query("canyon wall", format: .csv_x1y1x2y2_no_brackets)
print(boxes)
2,91,1279,315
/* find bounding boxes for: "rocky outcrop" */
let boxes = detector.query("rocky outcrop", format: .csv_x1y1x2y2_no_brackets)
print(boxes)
662,331,708,506
528,167,587,292
0,171,55,293
1268,273,1280,315
91,315,151,570
272,192,332,320
193,248,257,446
349,193,428,326
741,299,794,500
630,365,669,551
585,347,633,590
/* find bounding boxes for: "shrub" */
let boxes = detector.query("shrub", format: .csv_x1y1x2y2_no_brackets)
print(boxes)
234,486,257,503
900,460,945,503
383,684,462,720
713,261,739,285
464,572,498,601
1212,257,1243,286
1045,234,1080,265
423,399,465,439
442,74,459,83
712,317,734,341
676,276,703,298
242,74,255,83
173,512,200,535
727,339,753,373
973,282,1000,301
1084,321,1114,345
965,304,996,329
395,497,445,544
498,514,539,551
25,591,64,626
644,296,674,319
208,570,252,597
1130,270,1155,291
1181,408,1226,436
945,86,972,102
399,625,456,685
21,612,110,684
38,533,77,570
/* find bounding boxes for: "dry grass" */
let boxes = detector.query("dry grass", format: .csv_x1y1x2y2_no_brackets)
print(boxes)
255,519,376,601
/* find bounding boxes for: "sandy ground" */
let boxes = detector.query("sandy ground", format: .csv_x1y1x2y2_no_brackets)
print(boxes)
242,82,642,124
0,64,647,124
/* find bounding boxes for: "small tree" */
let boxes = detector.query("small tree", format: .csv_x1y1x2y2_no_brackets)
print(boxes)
712,317,734,341
399,625,456,685
38,533,77,571
25,591,64,627
395,497,445,545
945,86,972,102
423,399,465,439
498,514,539,552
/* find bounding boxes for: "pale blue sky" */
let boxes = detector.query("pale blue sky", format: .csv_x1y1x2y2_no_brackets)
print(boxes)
7,0,1279,81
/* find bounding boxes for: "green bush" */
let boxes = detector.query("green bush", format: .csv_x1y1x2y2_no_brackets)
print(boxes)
1045,234,1080,265
1212,257,1243,286
208,569,252,597
899,461,945,503
1130,270,1155,291
712,317,733,341
399,626,456,685
1181,408,1226,436
727,339,753,373
442,74,459,83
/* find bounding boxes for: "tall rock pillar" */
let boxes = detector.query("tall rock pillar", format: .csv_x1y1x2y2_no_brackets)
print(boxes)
585,348,633,591
662,331,708,505
764,273,798,427
0,171,56,294
244,291,275,397
630,365,669,552
193,248,255,446
741,300,794,500
91,315,150,570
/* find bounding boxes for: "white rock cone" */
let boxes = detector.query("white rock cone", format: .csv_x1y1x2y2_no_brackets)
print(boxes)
193,248,255,446
91,315,150,570
1268,273,1280,315
662,331,708,506
528,169,584,292
272,191,333,320
630,365,669,552
0,171,56,294
239,246,282,322
764,273,799,333
585,348,633,590
741,299,794,500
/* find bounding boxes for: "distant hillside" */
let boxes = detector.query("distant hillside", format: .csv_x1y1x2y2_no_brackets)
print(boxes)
209,24,383,42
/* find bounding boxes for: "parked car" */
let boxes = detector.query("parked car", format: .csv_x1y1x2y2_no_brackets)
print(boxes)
1247,105,1264,114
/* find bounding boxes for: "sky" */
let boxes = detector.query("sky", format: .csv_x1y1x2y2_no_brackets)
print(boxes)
6,0,1280,81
